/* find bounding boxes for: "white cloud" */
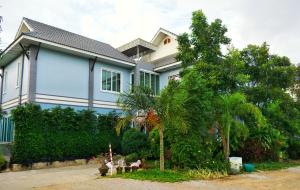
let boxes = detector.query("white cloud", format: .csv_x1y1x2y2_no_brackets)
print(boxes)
0,0,299,63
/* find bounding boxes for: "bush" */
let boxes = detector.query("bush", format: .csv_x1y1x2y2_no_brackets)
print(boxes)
125,153,139,164
11,104,121,164
0,154,6,170
287,137,300,159
121,128,148,155
147,128,160,159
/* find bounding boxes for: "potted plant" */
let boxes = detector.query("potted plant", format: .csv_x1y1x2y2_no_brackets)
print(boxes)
124,163,131,173
98,158,109,176
99,165,109,176
116,166,123,174
132,166,138,172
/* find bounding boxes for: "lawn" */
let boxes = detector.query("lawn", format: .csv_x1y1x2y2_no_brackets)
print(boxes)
255,160,300,171
115,168,228,182
120,169,191,182
112,160,300,182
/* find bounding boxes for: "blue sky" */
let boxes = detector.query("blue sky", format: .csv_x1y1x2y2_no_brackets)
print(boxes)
0,0,299,64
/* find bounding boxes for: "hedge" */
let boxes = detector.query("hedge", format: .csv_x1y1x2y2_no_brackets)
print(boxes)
11,103,121,165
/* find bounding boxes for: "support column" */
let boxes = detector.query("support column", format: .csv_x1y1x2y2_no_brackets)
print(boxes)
88,59,95,110
28,45,39,103
0,67,4,105
18,53,25,105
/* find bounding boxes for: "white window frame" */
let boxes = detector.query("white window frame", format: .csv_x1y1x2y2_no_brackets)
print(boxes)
100,67,123,94
16,62,21,88
139,70,160,95
3,70,8,94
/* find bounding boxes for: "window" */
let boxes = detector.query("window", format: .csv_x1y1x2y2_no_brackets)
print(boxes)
163,38,171,45
3,70,7,94
101,69,121,92
0,117,14,143
139,71,160,95
130,73,135,92
16,62,21,88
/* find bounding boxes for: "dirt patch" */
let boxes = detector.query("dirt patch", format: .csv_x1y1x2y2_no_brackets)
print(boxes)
1,165,300,190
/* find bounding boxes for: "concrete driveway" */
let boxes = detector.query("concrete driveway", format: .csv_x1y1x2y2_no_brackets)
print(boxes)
0,165,300,190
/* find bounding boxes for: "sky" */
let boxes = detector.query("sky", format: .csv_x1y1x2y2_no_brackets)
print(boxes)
0,0,299,64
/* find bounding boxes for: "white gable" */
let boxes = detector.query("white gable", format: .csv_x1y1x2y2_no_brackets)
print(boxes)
15,20,32,39
148,28,178,61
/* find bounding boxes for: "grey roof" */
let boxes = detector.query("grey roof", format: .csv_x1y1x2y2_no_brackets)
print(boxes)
23,18,134,63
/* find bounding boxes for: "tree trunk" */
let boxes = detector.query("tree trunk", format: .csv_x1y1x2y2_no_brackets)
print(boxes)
159,128,164,171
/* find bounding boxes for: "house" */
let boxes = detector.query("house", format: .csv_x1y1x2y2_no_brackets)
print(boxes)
0,18,181,143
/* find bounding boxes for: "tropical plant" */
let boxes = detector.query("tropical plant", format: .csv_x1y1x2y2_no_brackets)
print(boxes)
121,128,148,155
215,92,266,160
116,86,166,171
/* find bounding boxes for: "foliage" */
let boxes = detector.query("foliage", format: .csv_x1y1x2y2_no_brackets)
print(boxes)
176,10,230,68
11,104,121,164
119,168,227,182
117,86,166,171
121,128,148,155
124,153,139,164
287,137,300,159
255,161,300,171
119,169,191,182
147,128,160,159
187,169,228,180
0,154,6,170
238,126,286,162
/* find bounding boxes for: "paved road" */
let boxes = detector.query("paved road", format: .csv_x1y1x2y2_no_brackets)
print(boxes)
0,165,300,190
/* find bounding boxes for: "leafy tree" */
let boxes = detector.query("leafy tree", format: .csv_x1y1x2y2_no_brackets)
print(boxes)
240,43,297,106
176,10,230,68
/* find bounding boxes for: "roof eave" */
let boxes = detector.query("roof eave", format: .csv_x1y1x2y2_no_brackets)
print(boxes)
0,35,135,67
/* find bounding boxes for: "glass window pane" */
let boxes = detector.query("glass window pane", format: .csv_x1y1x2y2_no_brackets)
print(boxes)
145,73,150,88
102,70,106,90
156,75,160,95
112,72,117,91
151,74,156,94
140,71,144,87
117,73,121,92
107,71,111,91
131,74,134,91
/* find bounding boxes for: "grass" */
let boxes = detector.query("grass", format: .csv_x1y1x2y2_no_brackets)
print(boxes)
120,169,191,182
115,168,228,182
254,160,300,171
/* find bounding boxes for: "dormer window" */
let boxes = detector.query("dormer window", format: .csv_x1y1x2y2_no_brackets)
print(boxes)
163,38,171,45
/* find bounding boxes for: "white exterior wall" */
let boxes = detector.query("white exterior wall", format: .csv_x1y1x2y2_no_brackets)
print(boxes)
148,36,178,62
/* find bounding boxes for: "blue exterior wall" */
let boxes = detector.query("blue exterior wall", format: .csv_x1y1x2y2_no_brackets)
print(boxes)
36,48,89,99
2,54,29,103
159,68,181,90
93,61,132,103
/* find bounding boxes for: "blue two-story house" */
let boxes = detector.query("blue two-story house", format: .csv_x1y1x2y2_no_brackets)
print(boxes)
0,18,182,143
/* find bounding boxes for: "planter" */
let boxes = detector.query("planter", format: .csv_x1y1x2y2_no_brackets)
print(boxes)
124,166,131,173
99,167,109,176
116,167,123,174
244,163,255,172
132,166,138,172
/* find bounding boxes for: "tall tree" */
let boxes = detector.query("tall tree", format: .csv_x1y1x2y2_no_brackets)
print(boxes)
176,10,231,68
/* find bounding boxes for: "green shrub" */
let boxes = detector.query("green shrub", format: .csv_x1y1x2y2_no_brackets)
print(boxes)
121,128,148,155
125,153,139,164
11,104,121,164
287,137,300,159
147,128,160,159
0,154,6,170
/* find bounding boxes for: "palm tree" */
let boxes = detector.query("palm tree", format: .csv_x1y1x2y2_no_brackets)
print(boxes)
216,93,249,160
116,86,165,171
